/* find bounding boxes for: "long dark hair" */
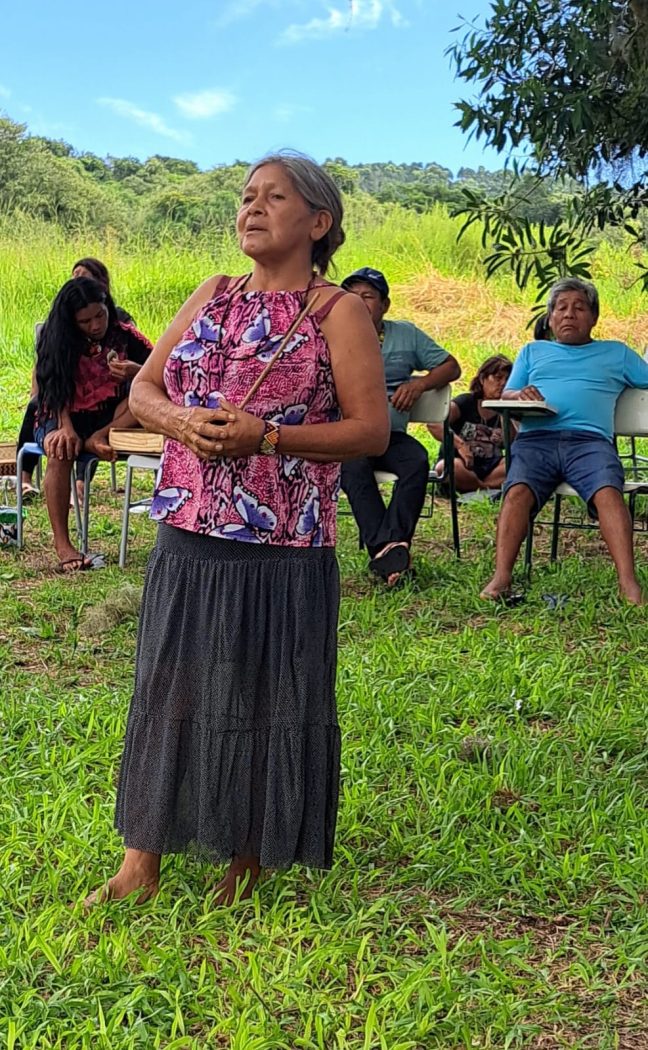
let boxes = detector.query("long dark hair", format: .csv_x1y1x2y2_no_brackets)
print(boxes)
72,256,111,292
469,354,513,399
36,278,118,417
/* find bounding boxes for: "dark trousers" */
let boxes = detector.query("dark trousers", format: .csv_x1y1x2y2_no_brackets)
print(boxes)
17,398,39,476
341,431,429,557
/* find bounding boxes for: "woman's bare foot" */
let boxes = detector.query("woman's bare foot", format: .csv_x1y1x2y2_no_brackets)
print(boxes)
84,849,160,909
212,856,260,907
620,580,645,605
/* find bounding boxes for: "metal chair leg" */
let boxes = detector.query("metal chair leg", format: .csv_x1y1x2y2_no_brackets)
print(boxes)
550,495,562,562
110,461,118,493
70,469,82,540
81,460,95,554
524,522,534,579
16,446,25,549
118,465,134,569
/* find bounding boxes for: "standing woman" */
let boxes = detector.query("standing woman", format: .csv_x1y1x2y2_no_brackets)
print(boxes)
86,152,389,907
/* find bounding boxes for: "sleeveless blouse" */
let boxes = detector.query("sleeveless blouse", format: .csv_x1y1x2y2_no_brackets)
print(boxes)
152,278,343,547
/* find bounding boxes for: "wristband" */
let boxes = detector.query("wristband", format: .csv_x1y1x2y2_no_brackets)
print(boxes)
259,420,281,455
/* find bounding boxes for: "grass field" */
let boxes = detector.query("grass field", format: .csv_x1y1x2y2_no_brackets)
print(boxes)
1,207,648,1047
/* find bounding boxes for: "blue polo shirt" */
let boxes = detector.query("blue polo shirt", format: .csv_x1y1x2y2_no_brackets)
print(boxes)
381,320,449,431
506,339,648,441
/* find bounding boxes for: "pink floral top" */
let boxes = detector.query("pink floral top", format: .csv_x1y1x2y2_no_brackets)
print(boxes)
152,277,344,547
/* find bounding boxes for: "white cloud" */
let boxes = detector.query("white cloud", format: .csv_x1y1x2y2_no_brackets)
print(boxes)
97,97,187,143
279,0,406,44
174,89,236,119
273,103,313,122
213,0,272,27
0,84,11,99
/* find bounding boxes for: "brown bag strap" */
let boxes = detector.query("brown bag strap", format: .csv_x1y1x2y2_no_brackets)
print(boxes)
311,288,346,325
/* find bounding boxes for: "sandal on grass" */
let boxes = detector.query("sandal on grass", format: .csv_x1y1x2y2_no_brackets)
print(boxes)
56,553,106,574
20,483,39,502
369,542,410,583
479,588,525,607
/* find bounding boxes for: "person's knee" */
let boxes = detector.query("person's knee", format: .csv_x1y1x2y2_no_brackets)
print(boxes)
503,483,536,510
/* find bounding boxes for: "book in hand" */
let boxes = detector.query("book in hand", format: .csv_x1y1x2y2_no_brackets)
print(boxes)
481,399,557,417
108,428,164,454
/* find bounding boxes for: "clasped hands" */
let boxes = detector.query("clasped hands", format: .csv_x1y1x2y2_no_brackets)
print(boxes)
178,397,265,461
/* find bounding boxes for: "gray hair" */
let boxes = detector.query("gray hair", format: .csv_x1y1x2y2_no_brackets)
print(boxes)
547,277,599,321
244,151,345,275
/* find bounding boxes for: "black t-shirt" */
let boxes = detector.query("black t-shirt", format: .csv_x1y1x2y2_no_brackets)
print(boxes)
447,393,504,462
451,392,500,437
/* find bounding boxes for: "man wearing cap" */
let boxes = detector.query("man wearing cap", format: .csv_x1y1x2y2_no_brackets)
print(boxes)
340,267,460,585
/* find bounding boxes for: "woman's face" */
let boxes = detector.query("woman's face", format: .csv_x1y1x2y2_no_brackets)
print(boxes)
72,265,93,280
481,369,509,400
75,301,109,342
237,162,331,264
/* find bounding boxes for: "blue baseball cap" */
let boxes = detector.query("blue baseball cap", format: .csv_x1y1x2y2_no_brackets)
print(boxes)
341,267,390,299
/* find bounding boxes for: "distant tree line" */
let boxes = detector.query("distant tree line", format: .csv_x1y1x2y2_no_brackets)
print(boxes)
0,113,578,241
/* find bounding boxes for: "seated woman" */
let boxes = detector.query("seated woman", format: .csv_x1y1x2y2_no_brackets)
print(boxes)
428,354,512,493
18,257,135,498
35,277,152,572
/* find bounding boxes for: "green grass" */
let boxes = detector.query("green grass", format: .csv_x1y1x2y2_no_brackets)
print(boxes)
1,209,648,1046
1,469,647,1048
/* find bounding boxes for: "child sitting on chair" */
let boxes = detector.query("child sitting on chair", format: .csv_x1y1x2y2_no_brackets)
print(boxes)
35,277,152,572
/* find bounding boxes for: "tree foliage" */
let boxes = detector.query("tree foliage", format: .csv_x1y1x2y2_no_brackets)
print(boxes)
449,0,648,302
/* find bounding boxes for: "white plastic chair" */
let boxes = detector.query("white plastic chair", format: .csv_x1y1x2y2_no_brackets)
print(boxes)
527,388,648,567
373,384,460,556
118,454,161,567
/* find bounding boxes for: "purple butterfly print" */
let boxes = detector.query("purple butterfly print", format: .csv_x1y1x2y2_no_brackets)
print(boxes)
257,332,307,363
150,486,192,521
297,486,320,535
169,340,206,363
242,308,271,344
233,484,277,532
310,523,324,547
192,317,222,343
211,523,260,543
281,456,301,479
184,390,222,410
271,404,307,427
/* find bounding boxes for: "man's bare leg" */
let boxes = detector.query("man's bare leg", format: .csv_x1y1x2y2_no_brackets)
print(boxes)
481,484,536,599
592,486,644,605
84,848,161,907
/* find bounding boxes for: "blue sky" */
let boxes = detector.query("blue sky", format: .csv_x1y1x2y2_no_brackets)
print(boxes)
0,0,500,172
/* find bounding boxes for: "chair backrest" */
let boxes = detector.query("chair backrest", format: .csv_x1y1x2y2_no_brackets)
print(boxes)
614,388,648,437
408,384,451,425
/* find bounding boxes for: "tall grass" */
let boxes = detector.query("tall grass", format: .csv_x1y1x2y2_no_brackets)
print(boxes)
2,202,648,437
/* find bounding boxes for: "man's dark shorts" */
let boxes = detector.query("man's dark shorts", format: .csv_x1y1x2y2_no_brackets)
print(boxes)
503,429,624,517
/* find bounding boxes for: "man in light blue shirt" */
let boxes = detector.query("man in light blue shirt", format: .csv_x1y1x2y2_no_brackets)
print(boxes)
340,267,460,585
482,277,648,605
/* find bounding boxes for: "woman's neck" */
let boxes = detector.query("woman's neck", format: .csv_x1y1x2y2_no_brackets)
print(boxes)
247,259,318,292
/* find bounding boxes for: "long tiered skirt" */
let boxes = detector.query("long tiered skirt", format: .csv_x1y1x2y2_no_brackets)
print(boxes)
115,524,341,869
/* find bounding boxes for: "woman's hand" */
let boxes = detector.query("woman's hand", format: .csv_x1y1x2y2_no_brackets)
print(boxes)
176,402,263,460
85,428,116,461
44,425,81,461
109,359,141,381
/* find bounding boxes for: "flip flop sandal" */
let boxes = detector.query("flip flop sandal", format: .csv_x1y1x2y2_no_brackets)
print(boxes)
480,589,525,607
369,543,410,582
20,484,39,503
56,553,106,574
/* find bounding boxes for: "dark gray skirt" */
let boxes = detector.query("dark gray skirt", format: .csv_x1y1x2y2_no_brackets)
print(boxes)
115,524,340,869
